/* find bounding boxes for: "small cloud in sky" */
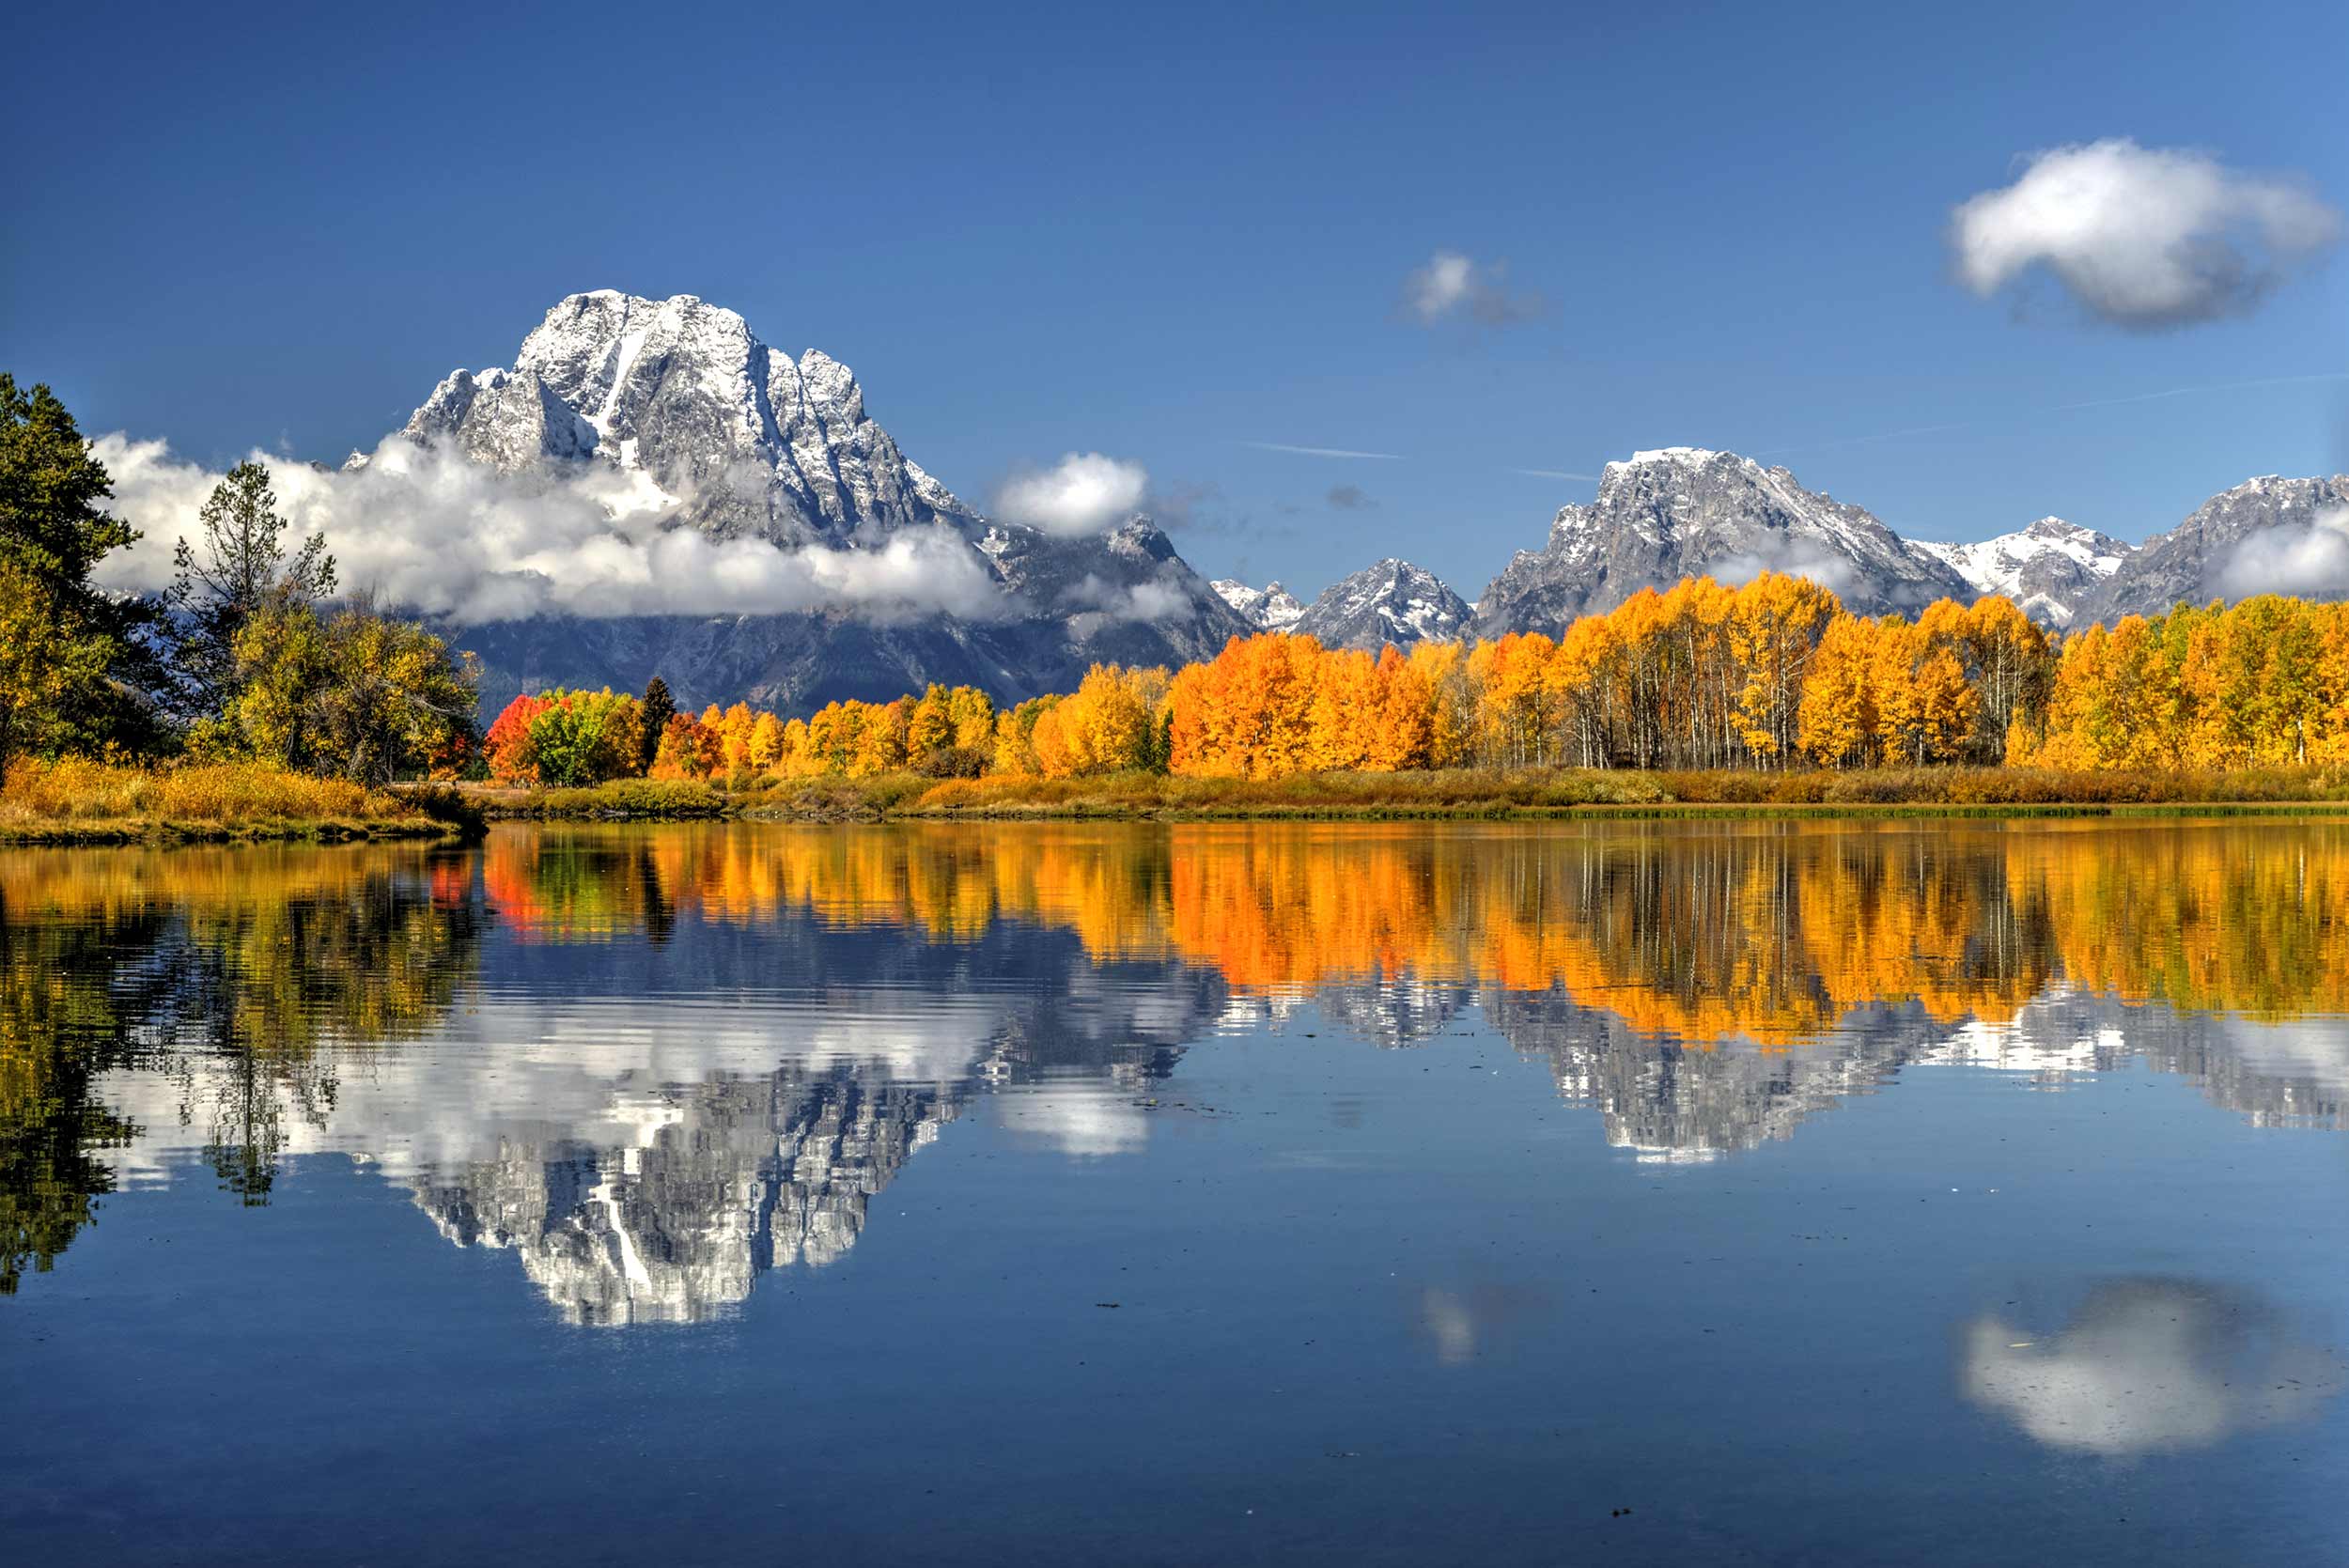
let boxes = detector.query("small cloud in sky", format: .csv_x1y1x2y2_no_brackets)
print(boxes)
1402,249,1549,327
1246,441,1406,460
1950,139,2341,329
993,451,1149,536
1510,467,1600,481
1326,484,1377,510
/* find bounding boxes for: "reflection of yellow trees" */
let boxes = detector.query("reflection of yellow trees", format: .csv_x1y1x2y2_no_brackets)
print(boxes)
1,843,481,1250
474,821,2349,1044
472,820,2349,1042
2025,822,2349,1020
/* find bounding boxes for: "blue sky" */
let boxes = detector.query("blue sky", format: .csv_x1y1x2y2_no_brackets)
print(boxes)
7,0,2344,599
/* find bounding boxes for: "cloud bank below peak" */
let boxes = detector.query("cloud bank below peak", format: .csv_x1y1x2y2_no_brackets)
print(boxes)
90,433,1011,625
1951,138,2341,329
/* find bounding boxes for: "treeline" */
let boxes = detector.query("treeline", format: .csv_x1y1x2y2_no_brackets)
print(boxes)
1,377,477,783
483,573,2349,787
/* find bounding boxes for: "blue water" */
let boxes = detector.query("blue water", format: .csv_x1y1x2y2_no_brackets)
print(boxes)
3,822,2344,1565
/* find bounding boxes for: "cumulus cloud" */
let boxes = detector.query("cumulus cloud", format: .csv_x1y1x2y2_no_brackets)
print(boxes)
1951,139,2341,328
2213,507,2349,598
992,451,1150,536
88,434,1009,624
1326,484,1377,510
1401,249,1548,326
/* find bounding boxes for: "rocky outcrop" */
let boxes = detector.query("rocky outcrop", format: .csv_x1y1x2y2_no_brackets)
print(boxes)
1472,447,1974,637
1210,579,1306,631
1292,558,1470,649
1915,516,2131,628
377,290,1251,709
2076,474,2349,623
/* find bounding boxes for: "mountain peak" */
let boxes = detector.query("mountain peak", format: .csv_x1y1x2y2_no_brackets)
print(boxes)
392,288,968,545
1292,557,1470,649
1211,578,1306,631
1480,446,1970,635
1916,518,2131,628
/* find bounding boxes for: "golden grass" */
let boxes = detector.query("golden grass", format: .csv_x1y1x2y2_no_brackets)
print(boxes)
447,763,2349,826
0,757,464,843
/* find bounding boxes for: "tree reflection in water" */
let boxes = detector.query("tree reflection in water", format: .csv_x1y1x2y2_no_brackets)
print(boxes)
6,820,2349,1315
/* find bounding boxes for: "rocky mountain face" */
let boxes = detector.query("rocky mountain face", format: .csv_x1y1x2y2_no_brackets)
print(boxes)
2076,474,2349,624
1290,558,1471,649
1210,578,1305,632
1472,447,1975,638
1916,516,2132,628
384,291,1249,710
391,290,971,542
1215,559,1470,650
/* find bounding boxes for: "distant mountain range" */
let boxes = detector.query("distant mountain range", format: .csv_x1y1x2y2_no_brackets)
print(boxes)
1214,558,1470,649
373,292,2349,708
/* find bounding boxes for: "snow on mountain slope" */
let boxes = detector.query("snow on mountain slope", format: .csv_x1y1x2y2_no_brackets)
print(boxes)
389,290,973,545
2077,474,2349,624
1472,447,1972,637
1291,559,1470,649
1210,579,1306,631
1914,517,2131,627
375,290,1251,709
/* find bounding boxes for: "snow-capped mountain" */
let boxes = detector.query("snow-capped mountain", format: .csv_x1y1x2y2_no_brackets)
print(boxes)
1915,517,2131,628
389,290,970,542
1292,558,1471,649
1211,578,1306,631
381,291,1250,709
2077,474,2349,625
1471,447,1973,638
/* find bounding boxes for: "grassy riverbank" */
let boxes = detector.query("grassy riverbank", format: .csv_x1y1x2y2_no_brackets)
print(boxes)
462,764,2349,823
14,761,2348,845
0,758,482,844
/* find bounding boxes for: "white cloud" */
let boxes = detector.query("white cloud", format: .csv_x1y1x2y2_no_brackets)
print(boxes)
1707,542,1859,598
1059,573,1192,625
88,434,1010,624
2214,507,2349,599
1401,249,1548,326
992,451,1150,536
1951,139,2341,328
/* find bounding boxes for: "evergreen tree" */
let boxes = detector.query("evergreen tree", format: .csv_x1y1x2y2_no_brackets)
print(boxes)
170,460,335,716
638,676,676,772
0,374,164,752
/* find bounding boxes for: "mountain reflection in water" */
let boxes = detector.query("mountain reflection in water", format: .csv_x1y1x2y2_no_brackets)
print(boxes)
5,819,2348,1324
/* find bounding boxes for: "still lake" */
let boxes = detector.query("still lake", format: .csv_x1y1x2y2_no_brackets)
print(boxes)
3,818,2346,1565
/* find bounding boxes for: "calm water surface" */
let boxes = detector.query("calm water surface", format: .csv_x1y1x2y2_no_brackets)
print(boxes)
4,819,2346,1564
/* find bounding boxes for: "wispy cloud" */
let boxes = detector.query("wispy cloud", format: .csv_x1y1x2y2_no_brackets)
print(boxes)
1245,441,1406,460
1751,423,1972,458
1326,484,1377,510
1401,250,1549,327
1757,372,2349,458
2052,371,2349,411
1951,139,2341,329
1509,467,1600,482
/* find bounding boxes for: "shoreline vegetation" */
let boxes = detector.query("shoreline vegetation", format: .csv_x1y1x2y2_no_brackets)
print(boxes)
469,765,2349,824
0,758,480,845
